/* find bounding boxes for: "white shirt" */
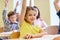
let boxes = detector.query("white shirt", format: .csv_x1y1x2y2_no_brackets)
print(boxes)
34,18,48,29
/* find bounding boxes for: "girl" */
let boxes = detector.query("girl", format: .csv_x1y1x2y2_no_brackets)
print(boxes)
29,0,48,29
19,0,47,39
33,6,48,29
54,0,60,34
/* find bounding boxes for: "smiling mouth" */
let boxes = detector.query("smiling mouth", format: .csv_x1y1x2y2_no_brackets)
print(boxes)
31,19,35,21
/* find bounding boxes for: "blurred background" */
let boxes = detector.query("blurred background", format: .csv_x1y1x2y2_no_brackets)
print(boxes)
0,0,59,27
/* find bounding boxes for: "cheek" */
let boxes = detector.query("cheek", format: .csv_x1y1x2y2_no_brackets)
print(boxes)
25,16,31,21
9,18,12,21
27,16,32,19
33,16,36,20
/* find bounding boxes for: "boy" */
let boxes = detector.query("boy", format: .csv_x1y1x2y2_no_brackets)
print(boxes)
2,0,18,32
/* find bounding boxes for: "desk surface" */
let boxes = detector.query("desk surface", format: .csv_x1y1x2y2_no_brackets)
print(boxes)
0,32,60,40
0,32,12,36
2,35,60,40
0,30,19,36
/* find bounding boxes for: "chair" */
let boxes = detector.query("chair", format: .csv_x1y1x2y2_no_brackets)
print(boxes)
45,25,58,35
53,36,60,40
9,32,20,39
0,27,3,33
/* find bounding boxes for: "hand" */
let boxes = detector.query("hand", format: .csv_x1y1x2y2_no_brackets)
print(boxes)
16,1,19,8
4,0,9,7
54,0,59,3
24,34,33,39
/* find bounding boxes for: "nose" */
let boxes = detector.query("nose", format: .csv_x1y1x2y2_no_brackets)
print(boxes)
32,16,35,20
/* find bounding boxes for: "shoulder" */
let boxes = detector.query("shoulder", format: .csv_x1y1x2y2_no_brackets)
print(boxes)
20,21,29,27
39,18,43,21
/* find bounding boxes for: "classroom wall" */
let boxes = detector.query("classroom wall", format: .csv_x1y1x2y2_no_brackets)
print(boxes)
0,0,13,27
0,0,50,27
34,0,50,26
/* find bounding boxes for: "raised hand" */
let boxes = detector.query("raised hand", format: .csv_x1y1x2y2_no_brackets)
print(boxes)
54,0,60,11
4,0,9,7
15,1,19,8
54,0,59,3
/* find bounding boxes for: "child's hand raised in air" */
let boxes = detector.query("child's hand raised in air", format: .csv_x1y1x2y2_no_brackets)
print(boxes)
54,0,59,3
15,1,19,8
4,0,9,7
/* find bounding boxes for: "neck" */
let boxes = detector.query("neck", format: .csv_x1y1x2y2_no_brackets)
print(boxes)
11,21,17,23
25,20,34,25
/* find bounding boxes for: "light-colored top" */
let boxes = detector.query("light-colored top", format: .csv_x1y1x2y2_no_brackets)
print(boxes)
20,21,42,38
34,18,48,29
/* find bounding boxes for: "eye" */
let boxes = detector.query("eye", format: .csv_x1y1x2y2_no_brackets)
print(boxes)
29,14,32,16
34,14,36,16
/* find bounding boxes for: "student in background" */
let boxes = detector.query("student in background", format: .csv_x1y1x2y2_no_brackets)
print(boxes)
29,0,48,29
33,6,48,29
54,0,60,34
19,0,47,39
2,0,18,32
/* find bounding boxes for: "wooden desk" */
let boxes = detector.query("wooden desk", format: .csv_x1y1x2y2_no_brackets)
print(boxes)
0,32,12,39
0,30,20,39
4,35,60,40
0,32,60,40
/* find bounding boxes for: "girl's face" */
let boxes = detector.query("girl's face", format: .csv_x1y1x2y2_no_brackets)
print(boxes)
25,10,36,24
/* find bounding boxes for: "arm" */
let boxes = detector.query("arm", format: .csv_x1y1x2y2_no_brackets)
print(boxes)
2,0,9,24
54,0,60,11
3,0,10,32
31,30,47,38
19,0,26,26
2,7,8,24
24,29,47,39
29,0,32,7
14,1,19,12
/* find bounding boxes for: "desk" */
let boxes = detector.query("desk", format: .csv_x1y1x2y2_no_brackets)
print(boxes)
31,35,60,40
0,32,12,39
0,30,19,39
0,32,60,40
4,35,60,40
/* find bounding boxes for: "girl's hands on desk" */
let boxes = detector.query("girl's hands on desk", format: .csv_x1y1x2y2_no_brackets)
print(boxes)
24,34,33,39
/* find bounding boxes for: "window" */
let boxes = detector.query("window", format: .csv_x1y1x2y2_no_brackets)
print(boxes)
13,0,34,14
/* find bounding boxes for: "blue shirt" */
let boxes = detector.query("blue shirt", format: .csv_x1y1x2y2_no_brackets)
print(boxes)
57,10,60,30
57,10,60,19
2,8,19,32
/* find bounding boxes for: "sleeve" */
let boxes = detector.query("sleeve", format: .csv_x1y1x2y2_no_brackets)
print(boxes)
40,18,48,29
57,10,60,16
41,21,48,29
14,8,17,13
2,7,9,25
2,7,10,32
35,25,43,33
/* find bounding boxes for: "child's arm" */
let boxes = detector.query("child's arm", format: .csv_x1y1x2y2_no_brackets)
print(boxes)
29,0,32,7
54,0,60,11
24,29,47,39
31,30,47,38
14,1,19,12
19,0,26,26
3,0,10,32
2,0,9,24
